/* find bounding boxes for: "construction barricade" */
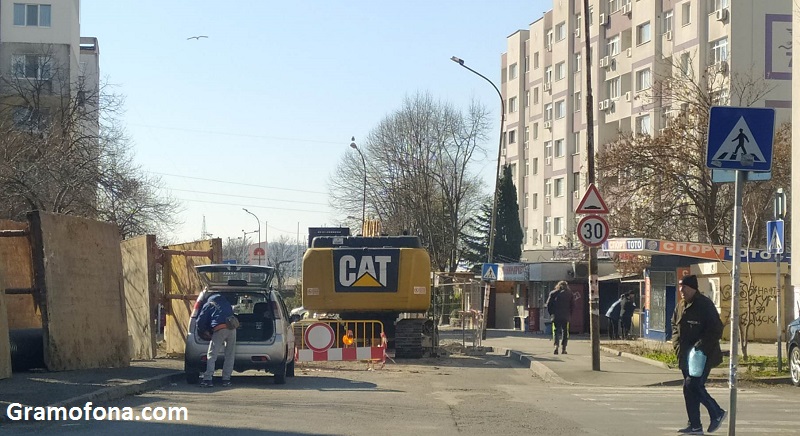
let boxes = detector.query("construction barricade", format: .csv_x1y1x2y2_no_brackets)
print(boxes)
294,319,386,365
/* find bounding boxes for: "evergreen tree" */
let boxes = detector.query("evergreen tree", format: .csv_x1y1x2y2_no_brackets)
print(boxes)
494,164,523,262
460,200,492,271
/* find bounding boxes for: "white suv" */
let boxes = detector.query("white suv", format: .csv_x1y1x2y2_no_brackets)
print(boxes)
184,264,298,384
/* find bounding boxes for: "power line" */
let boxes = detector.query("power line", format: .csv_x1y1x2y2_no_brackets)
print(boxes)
168,188,328,206
177,198,330,214
152,172,328,195
131,123,344,145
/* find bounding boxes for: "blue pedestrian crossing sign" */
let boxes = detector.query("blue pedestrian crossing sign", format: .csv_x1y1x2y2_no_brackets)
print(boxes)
767,220,784,255
482,263,499,281
706,106,775,172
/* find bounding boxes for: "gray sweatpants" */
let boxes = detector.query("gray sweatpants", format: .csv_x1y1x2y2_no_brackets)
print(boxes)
204,328,236,381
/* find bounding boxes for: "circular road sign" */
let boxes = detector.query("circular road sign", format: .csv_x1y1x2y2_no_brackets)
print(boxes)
577,215,610,247
254,247,265,256
304,322,336,352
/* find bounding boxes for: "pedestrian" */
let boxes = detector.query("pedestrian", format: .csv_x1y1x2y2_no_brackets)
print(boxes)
605,294,624,340
671,275,727,434
197,293,238,388
545,280,574,355
620,291,636,339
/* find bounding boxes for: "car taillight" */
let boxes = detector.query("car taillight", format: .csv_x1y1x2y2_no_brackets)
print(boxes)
271,301,282,319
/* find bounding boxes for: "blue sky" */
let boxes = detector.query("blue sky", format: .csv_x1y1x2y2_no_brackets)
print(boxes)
81,0,547,245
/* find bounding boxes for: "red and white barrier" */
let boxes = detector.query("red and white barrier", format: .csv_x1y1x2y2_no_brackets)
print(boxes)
296,346,384,362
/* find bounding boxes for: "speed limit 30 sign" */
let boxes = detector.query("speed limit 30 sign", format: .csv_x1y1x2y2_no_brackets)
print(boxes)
577,215,609,247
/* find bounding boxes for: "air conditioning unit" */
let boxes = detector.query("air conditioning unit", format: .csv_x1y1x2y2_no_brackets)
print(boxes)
545,195,552,204
598,100,606,110
574,28,581,37
599,13,608,26
626,47,632,58
545,156,553,165
625,91,631,102
622,4,632,15
544,120,553,129
573,190,581,198
543,81,552,92
546,43,553,52
716,8,729,22
665,30,673,41
599,99,612,110
600,56,610,68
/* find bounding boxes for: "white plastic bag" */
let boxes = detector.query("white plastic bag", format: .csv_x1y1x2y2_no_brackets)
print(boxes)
688,347,707,377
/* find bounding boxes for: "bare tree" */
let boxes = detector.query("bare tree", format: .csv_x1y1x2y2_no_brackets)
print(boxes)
267,235,302,291
0,44,181,239
328,92,490,272
222,236,252,264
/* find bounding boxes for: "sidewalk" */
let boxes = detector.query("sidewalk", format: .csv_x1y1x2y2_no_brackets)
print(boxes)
480,329,791,387
0,358,183,422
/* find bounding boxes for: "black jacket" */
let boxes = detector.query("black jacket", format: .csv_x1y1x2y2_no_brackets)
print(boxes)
546,288,574,323
671,292,723,371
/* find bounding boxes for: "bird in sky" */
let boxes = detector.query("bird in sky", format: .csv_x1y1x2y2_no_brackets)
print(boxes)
187,35,208,40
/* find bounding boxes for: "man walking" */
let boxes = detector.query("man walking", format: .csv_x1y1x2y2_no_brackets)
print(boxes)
198,294,237,388
671,275,727,434
546,281,574,355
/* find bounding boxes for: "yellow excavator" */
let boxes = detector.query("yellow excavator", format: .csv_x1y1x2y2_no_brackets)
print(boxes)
302,223,435,358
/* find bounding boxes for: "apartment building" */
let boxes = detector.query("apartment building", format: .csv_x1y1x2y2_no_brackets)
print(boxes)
502,0,791,260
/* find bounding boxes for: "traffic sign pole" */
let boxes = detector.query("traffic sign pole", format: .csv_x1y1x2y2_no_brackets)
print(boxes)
728,170,744,436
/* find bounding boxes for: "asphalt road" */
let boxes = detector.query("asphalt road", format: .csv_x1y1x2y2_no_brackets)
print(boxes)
3,352,798,436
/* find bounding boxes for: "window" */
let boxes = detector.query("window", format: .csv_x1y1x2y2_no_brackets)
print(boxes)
509,63,518,80
574,91,582,111
545,180,552,197
607,35,621,56
12,106,47,131
11,54,51,80
575,14,582,35
711,89,730,105
534,52,540,69
546,30,554,47
532,158,539,175
525,164,530,177
525,55,530,72
555,62,566,81
554,178,565,197
588,6,594,25
608,77,621,99
681,52,692,75
509,96,518,113
508,129,517,144
574,53,581,72
554,139,565,157
571,132,580,154
608,0,621,13
545,141,553,159
636,68,652,91
533,87,539,104
544,103,553,121
532,193,539,209
533,123,539,139
572,172,581,193
525,91,530,107
13,3,51,27
555,100,566,119
663,10,673,33
711,38,728,63
637,22,651,45
545,66,553,83
636,114,651,135
682,2,691,26
713,0,729,12
524,126,530,148
555,22,566,41
554,217,564,235
544,217,551,235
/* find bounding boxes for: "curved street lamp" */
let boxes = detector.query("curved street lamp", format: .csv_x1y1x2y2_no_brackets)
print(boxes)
450,56,505,263
242,208,262,265
349,137,367,233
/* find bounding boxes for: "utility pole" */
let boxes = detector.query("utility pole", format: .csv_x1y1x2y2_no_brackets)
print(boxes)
583,0,600,371
774,188,786,372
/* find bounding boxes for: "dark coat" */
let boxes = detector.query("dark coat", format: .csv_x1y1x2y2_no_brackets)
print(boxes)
605,297,624,320
671,292,723,371
198,294,235,334
620,299,636,321
546,288,574,323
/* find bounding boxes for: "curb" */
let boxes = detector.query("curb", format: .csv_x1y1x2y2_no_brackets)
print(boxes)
2,371,183,423
599,345,671,369
498,348,575,385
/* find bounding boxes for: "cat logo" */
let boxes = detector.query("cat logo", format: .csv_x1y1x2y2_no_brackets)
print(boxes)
333,249,399,293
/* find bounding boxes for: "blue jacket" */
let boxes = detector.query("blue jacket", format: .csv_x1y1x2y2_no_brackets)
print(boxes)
198,294,234,333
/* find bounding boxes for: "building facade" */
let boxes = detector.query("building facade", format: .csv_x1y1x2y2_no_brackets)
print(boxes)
501,0,791,256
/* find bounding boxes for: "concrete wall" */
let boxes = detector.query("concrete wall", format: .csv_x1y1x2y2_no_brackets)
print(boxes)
33,212,129,371
164,239,221,355
0,220,39,329
0,266,10,379
121,235,157,360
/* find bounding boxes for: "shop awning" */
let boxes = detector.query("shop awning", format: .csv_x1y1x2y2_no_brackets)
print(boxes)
598,272,641,282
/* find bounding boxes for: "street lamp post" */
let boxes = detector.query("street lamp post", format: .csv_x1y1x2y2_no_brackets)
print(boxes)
242,208,262,265
349,137,367,234
450,56,505,264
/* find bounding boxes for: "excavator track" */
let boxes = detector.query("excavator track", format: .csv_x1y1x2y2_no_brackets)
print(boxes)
394,319,425,358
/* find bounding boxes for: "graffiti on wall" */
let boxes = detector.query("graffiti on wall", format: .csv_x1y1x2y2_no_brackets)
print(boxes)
766,14,792,80
720,281,776,330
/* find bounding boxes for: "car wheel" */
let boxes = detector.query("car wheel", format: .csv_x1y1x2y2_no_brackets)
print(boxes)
287,358,295,377
790,345,800,387
274,362,287,385
185,362,200,385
